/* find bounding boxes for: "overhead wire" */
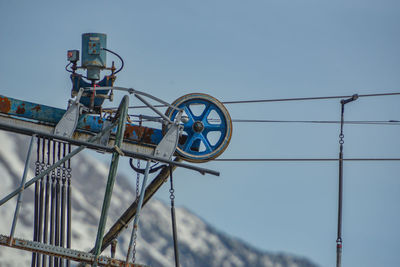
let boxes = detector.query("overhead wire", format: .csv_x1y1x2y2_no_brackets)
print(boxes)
213,158,400,162
117,92,400,163
126,114,400,126
227,119,400,125
118,91,400,109
220,92,400,105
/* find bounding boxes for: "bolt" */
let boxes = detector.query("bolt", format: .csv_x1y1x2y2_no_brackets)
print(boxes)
193,121,204,133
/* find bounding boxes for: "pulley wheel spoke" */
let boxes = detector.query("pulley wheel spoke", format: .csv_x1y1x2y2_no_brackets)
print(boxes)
165,93,232,163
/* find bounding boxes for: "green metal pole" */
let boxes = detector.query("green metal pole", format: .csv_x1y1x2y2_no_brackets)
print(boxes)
92,95,129,266
9,134,36,245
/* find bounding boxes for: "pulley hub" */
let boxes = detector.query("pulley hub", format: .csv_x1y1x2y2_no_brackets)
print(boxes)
193,121,204,133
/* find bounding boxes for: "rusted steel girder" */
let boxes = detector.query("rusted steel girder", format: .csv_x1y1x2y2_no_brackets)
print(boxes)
0,95,163,147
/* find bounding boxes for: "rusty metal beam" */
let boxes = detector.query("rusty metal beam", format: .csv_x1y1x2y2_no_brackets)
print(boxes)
0,95,163,147
0,119,219,176
0,114,155,155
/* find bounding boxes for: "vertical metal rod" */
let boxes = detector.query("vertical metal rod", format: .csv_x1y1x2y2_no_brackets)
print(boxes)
336,103,344,267
66,143,71,267
32,137,41,267
9,134,36,244
50,141,56,267
92,95,129,266
0,121,117,207
336,95,357,267
125,159,151,266
42,138,51,267
169,165,180,267
60,143,67,267
36,137,45,267
55,142,61,267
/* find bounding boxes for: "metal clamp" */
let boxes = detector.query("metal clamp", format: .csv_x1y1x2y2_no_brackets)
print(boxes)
54,88,85,138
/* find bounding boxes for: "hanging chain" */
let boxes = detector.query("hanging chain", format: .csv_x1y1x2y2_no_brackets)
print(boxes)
131,117,142,264
169,169,175,203
40,137,46,176
56,142,62,182
51,141,56,183
131,158,140,263
66,144,72,186
169,165,180,267
35,139,41,177
62,143,67,185
136,160,141,203
339,103,345,146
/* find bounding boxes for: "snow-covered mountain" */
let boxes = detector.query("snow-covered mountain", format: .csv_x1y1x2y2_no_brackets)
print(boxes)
0,131,318,267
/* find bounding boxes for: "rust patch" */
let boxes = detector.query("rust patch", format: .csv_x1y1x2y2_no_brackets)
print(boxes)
124,124,136,140
16,103,26,114
124,124,155,144
84,125,91,130
0,96,11,113
141,127,155,144
31,104,41,112
98,117,103,124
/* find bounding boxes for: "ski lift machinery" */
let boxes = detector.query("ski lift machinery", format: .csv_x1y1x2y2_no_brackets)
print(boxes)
0,33,232,266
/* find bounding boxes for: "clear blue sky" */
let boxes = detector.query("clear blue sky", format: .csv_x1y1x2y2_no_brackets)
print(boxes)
1,1,400,266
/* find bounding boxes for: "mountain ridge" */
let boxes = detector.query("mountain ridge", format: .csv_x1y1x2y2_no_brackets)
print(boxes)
0,131,318,267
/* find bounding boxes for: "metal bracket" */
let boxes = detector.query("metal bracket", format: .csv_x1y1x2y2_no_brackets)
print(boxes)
54,88,84,137
154,111,182,160
97,120,113,146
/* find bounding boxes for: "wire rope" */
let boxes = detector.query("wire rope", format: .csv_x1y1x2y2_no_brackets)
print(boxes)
220,92,400,105
119,91,400,109
228,119,400,125
213,158,400,162
126,114,400,126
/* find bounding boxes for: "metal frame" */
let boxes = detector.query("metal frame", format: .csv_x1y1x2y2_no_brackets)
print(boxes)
0,94,164,148
0,120,219,177
0,235,149,267
9,134,36,245
0,93,220,266
93,95,129,265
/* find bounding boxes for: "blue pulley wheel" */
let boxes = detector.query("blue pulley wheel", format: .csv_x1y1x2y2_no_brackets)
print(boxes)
165,93,232,163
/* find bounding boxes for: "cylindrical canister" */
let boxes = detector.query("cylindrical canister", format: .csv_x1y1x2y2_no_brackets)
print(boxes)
81,33,107,80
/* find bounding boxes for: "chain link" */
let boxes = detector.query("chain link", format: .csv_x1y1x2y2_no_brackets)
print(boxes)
136,160,140,202
62,143,67,185
131,159,140,263
56,164,61,181
40,159,46,174
35,159,40,176
132,117,142,263
339,103,345,146
51,141,56,183
67,144,72,186
170,181,175,201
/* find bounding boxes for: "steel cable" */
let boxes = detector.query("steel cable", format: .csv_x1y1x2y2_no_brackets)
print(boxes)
117,91,400,110
213,158,400,162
